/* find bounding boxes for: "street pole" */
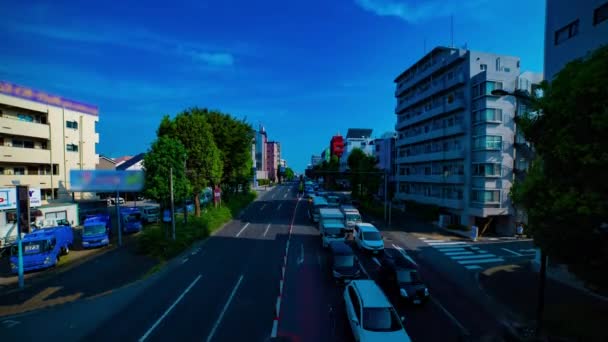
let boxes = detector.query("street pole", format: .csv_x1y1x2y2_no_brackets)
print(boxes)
116,190,122,247
170,167,176,241
536,249,547,337
15,186,26,288
384,170,388,224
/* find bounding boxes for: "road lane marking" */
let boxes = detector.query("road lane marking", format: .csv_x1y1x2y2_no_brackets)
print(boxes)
451,254,495,260
501,248,523,256
283,193,287,198
445,252,474,256
260,204,266,210
437,247,466,252
297,244,304,265
458,258,504,264
263,223,271,237
139,274,202,342
235,223,250,237
429,242,468,246
430,296,469,336
1,319,20,328
372,257,381,266
206,275,244,342
277,203,282,210
181,257,189,264
465,265,483,270
359,261,371,279
392,244,418,266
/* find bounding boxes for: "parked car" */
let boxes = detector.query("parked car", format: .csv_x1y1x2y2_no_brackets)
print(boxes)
354,223,384,254
329,241,360,283
378,249,429,305
107,197,125,205
343,280,411,341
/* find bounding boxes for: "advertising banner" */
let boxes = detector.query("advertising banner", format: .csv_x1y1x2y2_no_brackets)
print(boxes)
70,170,145,192
0,187,41,210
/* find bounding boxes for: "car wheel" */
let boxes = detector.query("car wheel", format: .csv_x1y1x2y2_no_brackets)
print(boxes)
63,245,69,255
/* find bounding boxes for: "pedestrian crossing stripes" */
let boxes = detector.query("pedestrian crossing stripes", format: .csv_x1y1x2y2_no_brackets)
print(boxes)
420,238,504,270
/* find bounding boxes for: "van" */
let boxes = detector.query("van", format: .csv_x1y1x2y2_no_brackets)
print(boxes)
318,207,345,228
141,206,160,223
329,241,360,283
341,208,362,231
120,207,143,233
309,196,329,223
319,208,346,247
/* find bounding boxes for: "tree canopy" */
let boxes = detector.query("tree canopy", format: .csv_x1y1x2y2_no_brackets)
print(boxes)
347,148,381,198
511,45,608,288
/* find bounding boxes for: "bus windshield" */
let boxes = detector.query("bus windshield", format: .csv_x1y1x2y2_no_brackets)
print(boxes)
84,224,107,236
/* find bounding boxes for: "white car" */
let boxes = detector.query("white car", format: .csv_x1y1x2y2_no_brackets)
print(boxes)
354,223,384,254
343,279,411,342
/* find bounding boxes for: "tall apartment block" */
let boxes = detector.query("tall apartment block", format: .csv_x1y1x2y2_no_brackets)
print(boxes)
393,47,541,234
0,81,99,201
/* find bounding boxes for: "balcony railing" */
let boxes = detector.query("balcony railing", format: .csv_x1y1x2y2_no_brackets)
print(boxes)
394,193,464,209
0,116,50,140
398,123,465,146
396,174,464,184
0,146,51,164
396,98,465,130
395,51,463,97
396,149,465,164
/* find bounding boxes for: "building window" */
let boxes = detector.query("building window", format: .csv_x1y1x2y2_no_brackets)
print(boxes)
0,167,4,175
17,114,33,122
504,67,511,72
474,108,503,123
24,141,34,149
14,167,25,175
473,136,502,150
595,3,608,25
52,164,59,175
473,163,502,177
472,190,501,203
480,64,487,71
472,84,480,97
554,20,579,45
66,144,79,152
481,81,503,96
66,120,78,129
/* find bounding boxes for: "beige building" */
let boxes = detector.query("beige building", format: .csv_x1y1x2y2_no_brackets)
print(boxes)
0,81,99,202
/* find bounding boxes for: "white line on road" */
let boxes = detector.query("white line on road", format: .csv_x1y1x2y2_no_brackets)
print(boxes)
429,242,468,246
272,193,275,199
298,244,304,264
392,243,418,266
421,239,450,243
359,261,371,279
430,296,469,336
181,258,189,264
458,258,504,264
283,193,287,198
501,248,523,256
444,251,474,256
437,247,467,252
139,274,202,342
372,257,381,266
277,203,282,210
263,223,271,237
206,275,244,342
260,204,266,210
451,254,496,260
235,223,250,237
465,265,483,270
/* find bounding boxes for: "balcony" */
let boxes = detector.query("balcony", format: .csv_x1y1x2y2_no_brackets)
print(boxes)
396,149,465,164
397,174,464,184
0,146,51,164
395,51,463,97
398,124,465,146
396,98,465,130
394,193,464,210
0,116,50,140
0,174,54,188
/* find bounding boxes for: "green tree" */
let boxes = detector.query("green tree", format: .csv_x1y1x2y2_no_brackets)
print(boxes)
511,45,608,288
284,167,295,180
347,148,381,198
142,136,191,212
158,109,223,217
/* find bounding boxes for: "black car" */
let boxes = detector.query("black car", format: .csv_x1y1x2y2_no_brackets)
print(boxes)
377,248,429,305
328,241,361,283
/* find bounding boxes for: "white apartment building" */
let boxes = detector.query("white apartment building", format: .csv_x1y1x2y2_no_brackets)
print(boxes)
339,128,374,172
393,47,541,234
0,81,99,202
545,0,608,80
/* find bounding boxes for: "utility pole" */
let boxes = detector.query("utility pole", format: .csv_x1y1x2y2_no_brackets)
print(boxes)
384,170,388,223
116,189,122,247
536,249,547,337
170,167,176,241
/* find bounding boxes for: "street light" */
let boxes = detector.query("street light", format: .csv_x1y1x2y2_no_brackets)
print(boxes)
493,87,546,337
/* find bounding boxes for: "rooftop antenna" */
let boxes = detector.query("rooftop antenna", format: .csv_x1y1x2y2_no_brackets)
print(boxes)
450,14,454,48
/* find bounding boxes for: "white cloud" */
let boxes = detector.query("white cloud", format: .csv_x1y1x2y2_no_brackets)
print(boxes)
354,0,489,22
191,52,234,66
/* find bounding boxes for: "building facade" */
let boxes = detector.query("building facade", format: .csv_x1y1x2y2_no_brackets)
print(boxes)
339,128,374,171
393,47,541,234
330,134,345,158
544,0,608,80
374,132,397,198
0,81,99,202
255,125,268,180
266,141,280,181
311,155,322,166
96,155,116,170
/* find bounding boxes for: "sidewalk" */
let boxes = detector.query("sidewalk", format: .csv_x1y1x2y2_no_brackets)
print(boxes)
479,263,608,341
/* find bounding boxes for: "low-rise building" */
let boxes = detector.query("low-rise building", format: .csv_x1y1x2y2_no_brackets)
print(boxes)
339,128,374,171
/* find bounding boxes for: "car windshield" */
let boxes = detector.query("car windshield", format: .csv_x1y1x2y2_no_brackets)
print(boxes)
126,213,141,222
397,270,422,284
325,227,344,237
146,208,159,214
84,224,107,236
346,213,361,222
362,231,382,241
18,241,50,255
334,255,354,267
362,307,403,332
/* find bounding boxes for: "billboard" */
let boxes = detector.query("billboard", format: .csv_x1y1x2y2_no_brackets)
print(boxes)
70,170,145,192
0,81,99,116
0,187,42,210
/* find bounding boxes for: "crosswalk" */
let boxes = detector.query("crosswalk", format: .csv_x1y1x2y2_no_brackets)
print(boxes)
420,238,505,270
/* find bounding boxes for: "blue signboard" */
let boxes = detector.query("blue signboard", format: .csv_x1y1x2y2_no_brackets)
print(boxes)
70,170,145,192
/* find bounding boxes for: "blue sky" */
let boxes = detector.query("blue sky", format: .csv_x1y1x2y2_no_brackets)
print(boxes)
0,0,545,172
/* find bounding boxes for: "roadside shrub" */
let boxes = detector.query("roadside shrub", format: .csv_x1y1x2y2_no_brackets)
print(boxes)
257,179,270,186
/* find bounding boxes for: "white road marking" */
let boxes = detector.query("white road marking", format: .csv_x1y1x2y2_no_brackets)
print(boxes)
519,248,537,253
451,254,496,260
437,247,467,252
429,241,468,246
469,246,481,250
283,193,287,198
445,251,474,256
277,203,282,210
139,274,202,342
263,223,271,237
298,244,304,265
181,258,189,264
1,319,20,328
235,223,250,237
372,257,381,266
421,239,450,243
359,261,371,279
430,297,469,336
272,193,275,199
502,248,523,256
260,204,266,210
458,258,504,264
271,320,279,338
392,244,418,266
465,265,483,270
206,275,244,342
